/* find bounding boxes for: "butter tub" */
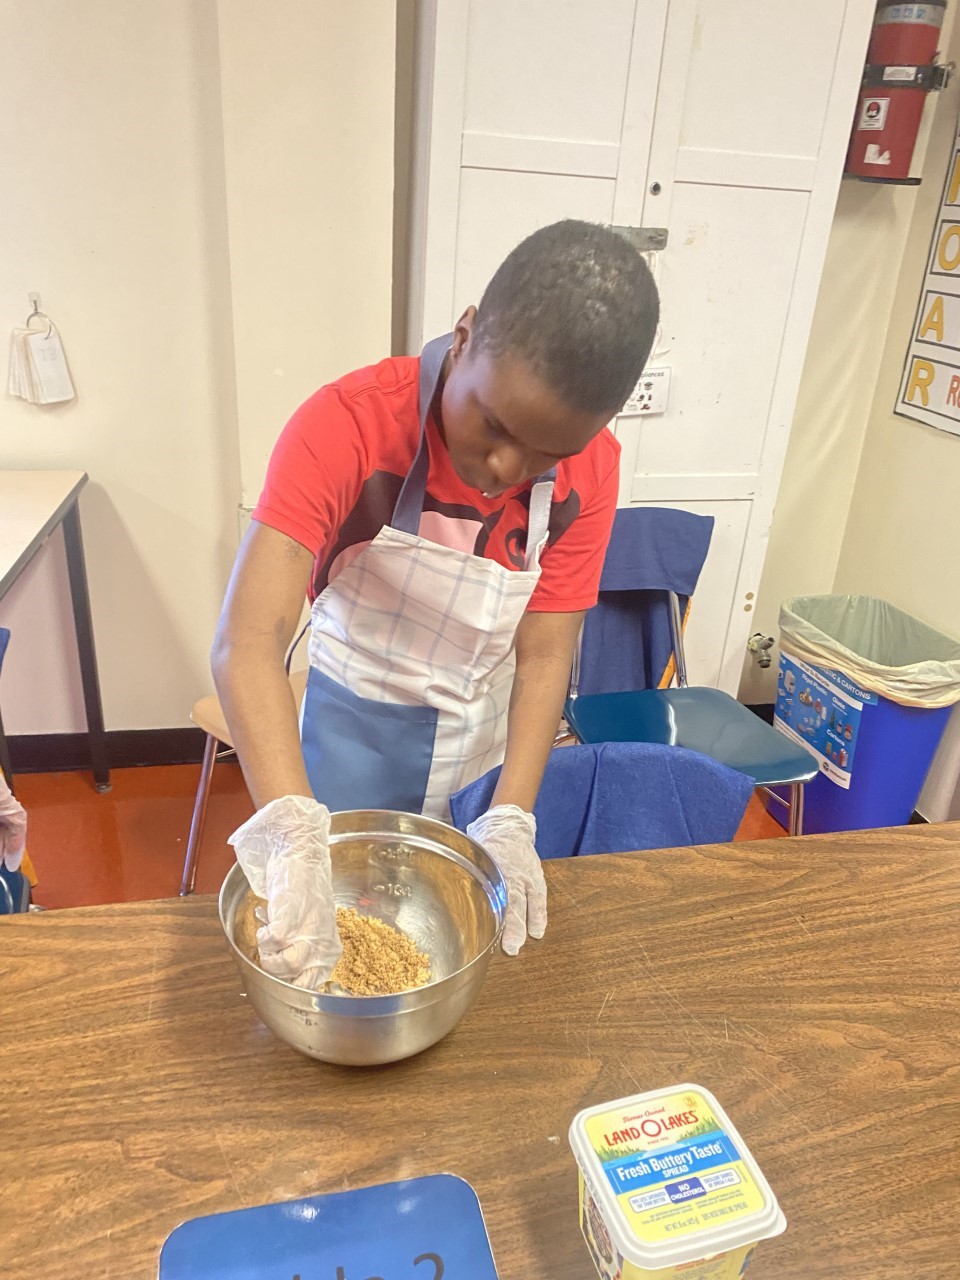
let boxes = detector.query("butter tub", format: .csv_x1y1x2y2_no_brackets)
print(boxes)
569,1084,785,1279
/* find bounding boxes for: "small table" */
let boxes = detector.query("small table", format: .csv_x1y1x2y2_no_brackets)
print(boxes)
1,823,957,1278
0,470,108,790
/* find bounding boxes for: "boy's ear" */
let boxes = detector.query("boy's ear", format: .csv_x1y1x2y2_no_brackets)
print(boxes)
451,305,478,360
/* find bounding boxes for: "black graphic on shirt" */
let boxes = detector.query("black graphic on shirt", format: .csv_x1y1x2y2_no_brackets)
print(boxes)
312,469,581,598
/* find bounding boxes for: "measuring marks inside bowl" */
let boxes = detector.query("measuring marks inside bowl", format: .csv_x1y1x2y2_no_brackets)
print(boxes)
330,835,485,986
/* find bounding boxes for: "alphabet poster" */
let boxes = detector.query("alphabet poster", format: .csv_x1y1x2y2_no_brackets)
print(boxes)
897,112,960,436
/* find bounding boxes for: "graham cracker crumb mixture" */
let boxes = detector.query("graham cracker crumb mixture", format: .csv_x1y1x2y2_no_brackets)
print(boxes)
234,892,430,995
332,906,431,996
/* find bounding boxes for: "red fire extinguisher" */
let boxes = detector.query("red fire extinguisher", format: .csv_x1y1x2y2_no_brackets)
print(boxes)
846,1,952,184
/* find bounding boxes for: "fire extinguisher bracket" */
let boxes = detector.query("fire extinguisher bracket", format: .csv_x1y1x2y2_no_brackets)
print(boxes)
862,62,953,91
845,173,923,186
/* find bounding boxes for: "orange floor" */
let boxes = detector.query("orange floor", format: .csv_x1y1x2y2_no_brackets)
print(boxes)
14,762,786,910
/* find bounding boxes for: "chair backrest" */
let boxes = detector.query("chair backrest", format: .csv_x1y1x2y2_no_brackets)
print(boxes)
574,507,714,696
449,741,753,857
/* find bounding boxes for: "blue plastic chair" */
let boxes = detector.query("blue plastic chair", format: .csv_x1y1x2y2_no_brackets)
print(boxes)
0,864,29,914
563,507,818,835
0,626,29,913
450,741,754,857
0,626,11,790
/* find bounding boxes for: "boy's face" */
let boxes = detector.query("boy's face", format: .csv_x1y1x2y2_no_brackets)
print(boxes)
439,308,611,497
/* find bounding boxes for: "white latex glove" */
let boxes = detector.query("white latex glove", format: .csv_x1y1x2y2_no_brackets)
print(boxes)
0,773,27,873
228,795,342,990
466,804,547,956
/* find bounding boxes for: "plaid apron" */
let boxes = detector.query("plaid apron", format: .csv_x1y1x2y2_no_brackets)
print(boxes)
300,334,555,819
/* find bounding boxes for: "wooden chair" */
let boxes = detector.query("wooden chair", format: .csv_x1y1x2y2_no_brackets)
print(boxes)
180,669,308,896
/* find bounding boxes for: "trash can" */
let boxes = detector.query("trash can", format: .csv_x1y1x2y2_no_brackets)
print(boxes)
769,595,960,834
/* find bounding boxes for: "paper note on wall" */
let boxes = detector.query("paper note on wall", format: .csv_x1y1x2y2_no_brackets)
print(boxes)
25,330,75,403
6,319,76,406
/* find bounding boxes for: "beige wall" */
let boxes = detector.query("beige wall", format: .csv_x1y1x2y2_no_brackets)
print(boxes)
834,25,960,822
834,75,960,635
217,1,396,505
739,179,918,704
743,11,960,819
0,1,395,734
743,8,959,710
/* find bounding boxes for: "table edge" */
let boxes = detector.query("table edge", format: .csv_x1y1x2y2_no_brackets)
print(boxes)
0,471,89,600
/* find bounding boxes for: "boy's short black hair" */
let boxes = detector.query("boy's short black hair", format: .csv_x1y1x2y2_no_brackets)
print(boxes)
471,220,660,415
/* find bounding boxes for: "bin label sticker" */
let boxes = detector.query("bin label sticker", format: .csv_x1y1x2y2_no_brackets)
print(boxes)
774,654,877,789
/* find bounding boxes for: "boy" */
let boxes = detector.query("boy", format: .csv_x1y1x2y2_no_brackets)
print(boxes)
215,220,659,984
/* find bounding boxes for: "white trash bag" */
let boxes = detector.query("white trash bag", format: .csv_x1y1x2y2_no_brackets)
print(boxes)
779,595,960,710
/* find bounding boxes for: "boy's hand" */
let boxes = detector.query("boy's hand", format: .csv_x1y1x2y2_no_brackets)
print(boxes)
229,795,342,989
466,805,546,955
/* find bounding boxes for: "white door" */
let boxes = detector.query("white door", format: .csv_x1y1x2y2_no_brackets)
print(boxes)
408,0,669,344
408,0,874,691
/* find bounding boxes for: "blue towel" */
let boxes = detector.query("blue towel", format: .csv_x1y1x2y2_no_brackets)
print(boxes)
599,507,714,595
579,507,714,695
449,742,753,858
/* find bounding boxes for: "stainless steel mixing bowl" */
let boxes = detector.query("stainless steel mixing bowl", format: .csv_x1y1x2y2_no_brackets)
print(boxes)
219,809,506,1066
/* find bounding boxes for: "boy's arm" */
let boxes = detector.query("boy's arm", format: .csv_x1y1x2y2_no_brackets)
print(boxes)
211,522,316,811
492,609,584,813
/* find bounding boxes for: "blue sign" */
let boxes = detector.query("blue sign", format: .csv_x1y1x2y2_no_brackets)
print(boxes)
159,1175,499,1280
775,653,877,790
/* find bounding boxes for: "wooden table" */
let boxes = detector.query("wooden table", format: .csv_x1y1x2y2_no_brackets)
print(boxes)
0,470,108,790
1,825,957,1279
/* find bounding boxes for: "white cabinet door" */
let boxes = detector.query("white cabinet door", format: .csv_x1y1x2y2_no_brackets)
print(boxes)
409,0,669,344
409,0,874,691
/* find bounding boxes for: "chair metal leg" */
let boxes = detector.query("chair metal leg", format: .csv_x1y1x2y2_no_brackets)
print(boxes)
667,592,690,688
181,734,218,896
788,783,805,837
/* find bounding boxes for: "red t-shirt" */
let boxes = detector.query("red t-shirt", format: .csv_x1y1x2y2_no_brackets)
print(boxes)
253,354,620,612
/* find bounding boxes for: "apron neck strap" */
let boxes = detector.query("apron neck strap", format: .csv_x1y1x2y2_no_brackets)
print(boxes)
524,466,557,570
391,333,452,534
